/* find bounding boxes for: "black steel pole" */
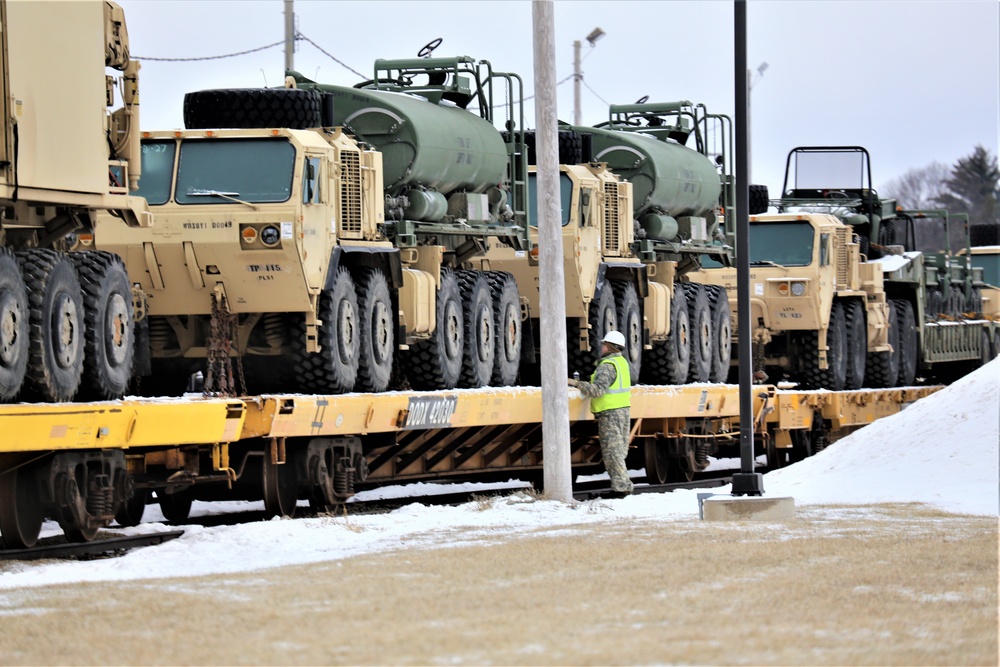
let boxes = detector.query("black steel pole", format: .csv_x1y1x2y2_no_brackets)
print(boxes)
732,0,763,496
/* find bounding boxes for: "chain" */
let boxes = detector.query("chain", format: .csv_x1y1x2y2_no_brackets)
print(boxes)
204,292,242,396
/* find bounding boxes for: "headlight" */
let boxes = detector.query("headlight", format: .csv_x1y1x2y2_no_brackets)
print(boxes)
260,225,281,247
791,281,806,296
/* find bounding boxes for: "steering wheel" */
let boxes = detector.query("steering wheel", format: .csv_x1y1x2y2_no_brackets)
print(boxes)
635,95,649,104
418,38,442,58
824,190,850,200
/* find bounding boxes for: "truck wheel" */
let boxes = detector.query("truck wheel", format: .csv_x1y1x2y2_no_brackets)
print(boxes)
0,248,29,402
568,283,616,379
295,267,359,393
799,302,847,390
895,300,918,386
17,250,85,402
355,268,394,393
405,268,463,390
643,284,689,385
488,272,521,386
844,300,867,390
683,283,712,383
865,300,899,388
183,88,322,129
457,270,495,388
70,252,134,400
612,281,642,383
706,285,731,383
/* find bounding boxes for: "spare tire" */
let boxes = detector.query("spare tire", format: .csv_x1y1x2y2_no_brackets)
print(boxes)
970,223,999,247
504,130,583,166
184,88,323,130
748,184,769,215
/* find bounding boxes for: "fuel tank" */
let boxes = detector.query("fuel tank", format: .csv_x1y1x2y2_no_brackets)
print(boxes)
297,82,509,197
579,125,721,219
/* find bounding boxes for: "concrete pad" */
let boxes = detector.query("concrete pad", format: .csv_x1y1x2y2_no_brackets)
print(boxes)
701,495,795,521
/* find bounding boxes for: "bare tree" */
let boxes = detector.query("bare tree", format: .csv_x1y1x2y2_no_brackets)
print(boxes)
881,162,950,209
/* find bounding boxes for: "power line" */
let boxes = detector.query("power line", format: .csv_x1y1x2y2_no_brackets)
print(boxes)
581,78,608,106
295,32,365,79
133,40,284,62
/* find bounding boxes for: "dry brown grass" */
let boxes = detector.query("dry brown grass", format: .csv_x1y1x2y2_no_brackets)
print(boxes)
0,503,996,666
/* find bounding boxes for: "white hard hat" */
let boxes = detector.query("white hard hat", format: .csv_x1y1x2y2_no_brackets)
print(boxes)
602,330,626,348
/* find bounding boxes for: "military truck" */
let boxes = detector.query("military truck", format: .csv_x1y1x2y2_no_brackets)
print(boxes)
0,0,148,404
96,50,528,395
691,146,997,388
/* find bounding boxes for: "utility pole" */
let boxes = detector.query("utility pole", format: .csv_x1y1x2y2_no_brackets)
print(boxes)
533,0,573,502
284,0,295,72
573,28,605,126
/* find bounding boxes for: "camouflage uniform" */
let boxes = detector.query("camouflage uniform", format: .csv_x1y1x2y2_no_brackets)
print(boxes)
571,353,634,494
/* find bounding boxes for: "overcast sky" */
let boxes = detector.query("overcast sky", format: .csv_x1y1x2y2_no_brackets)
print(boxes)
118,0,999,194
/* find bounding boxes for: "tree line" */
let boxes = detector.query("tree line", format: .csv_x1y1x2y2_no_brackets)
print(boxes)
881,145,999,250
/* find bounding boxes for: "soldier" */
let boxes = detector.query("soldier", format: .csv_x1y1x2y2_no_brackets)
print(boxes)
569,330,634,497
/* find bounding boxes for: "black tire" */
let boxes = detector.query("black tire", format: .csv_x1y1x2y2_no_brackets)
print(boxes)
970,223,1000,246
294,267,359,393
183,88,323,129
612,280,642,383
354,267,394,393
748,184,769,215
865,300,899,388
683,283,712,383
487,272,521,386
568,284,616,379
706,285,732,383
0,248,29,402
157,489,193,523
800,302,847,390
513,129,584,166
405,268,463,390
643,285,689,385
457,270,495,388
844,300,867,390
70,251,134,400
895,299,918,386
16,250,85,402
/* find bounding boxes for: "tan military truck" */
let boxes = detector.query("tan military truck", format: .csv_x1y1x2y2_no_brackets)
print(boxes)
689,211,893,390
1,0,149,403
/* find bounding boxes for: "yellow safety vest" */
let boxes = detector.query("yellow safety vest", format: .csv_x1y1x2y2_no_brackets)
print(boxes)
589,354,631,413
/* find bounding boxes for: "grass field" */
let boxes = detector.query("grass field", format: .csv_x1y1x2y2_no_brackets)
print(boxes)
0,502,996,665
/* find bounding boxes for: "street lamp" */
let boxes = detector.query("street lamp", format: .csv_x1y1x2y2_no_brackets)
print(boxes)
574,27,605,125
747,61,768,182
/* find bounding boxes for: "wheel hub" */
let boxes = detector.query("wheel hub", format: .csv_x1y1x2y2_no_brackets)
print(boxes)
0,294,22,365
106,293,131,365
52,293,81,369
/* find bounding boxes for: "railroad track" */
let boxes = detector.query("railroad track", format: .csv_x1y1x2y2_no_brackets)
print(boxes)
0,530,185,562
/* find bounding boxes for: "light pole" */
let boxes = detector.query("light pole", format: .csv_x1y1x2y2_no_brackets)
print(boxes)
747,61,767,182
573,27,605,126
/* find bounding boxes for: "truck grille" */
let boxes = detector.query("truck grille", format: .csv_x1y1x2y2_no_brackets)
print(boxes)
835,227,849,288
340,151,362,237
603,181,622,256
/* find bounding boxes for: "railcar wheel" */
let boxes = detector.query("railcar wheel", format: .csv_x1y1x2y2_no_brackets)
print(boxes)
405,268,463,389
355,268,394,393
457,270,495,388
488,272,521,386
295,267,360,393
895,300,918,386
0,249,29,401
568,284,616,379
706,285,732,383
844,300,866,390
683,283,712,383
0,466,44,549
642,285,689,385
158,490,193,523
71,251,135,400
643,441,669,485
865,300,899,388
263,453,299,519
17,250,85,401
115,490,147,527
612,281,642,383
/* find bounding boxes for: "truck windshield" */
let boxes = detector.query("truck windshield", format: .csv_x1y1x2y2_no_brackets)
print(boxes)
175,138,295,205
527,173,573,227
971,254,1000,287
749,222,814,266
136,140,176,205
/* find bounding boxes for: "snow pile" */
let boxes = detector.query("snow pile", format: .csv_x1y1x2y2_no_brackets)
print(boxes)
0,359,996,589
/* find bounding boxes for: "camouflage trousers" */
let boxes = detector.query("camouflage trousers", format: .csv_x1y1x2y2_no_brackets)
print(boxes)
597,406,634,493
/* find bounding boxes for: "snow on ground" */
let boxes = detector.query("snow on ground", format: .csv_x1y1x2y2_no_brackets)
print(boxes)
1,359,996,590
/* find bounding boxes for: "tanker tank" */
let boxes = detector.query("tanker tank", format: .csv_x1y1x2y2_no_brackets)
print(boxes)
289,56,520,227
